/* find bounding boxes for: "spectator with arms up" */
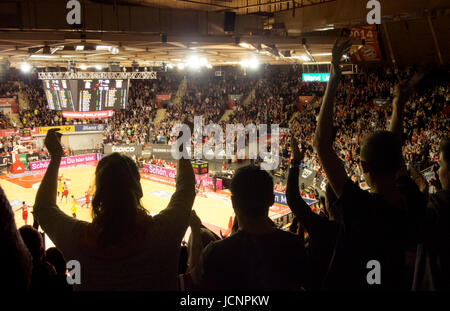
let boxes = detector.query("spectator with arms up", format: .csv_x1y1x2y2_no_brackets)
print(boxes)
192,165,308,290
287,136,340,290
33,129,196,290
414,137,450,291
313,34,426,291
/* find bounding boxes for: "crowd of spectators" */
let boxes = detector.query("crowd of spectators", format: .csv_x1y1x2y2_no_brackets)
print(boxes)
278,69,449,186
2,35,450,293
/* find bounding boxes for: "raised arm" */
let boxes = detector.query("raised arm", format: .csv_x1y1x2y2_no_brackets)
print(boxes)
390,71,425,137
35,129,64,208
313,36,352,198
165,157,196,217
156,120,196,238
33,129,82,250
286,136,318,231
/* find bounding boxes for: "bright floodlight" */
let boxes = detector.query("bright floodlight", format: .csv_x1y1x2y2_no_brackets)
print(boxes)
20,62,32,73
79,64,88,70
110,47,119,54
248,57,259,69
240,59,249,68
177,63,185,70
167,63,174,69
95,64,102,70
187,56,200,69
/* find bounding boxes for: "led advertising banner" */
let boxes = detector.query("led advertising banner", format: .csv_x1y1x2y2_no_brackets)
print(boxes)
301,73,330,82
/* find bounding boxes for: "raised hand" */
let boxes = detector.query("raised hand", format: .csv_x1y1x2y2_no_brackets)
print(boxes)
44,129,64,158
408,165,429,196
291,135,305,165
394,70,427,106
331,35,353,66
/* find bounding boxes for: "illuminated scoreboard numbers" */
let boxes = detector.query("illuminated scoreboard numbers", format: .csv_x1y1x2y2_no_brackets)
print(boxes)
200,163,209,174
80,90,92,112
45,90,56,110
106,88,117,108
59,90,68,109
191,161,209,175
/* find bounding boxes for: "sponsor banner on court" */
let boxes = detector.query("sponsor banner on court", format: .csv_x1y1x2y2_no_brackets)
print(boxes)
29,153,98,171
274,191,318,207
104,144,142,156
0,129,17,137
195,174,222,190
143,163,223,190
62,110,114,119
148,144,173,159
0,128,39,137
39,125,75,135
143,164,176,179
26,153,40,163
74,124,107,132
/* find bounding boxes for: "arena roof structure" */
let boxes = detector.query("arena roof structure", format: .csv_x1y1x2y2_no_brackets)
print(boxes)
0,0,449,70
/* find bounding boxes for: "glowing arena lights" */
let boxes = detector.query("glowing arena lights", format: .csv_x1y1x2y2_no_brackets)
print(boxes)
240,59,249,68
110,47,120,54
177,63,185,70
240,57,259,69
248,57,259,69
167,63,174,69
183,55,211,70
186,55,201,69
20,62,32,73
95,64,102,70
79,64,88,70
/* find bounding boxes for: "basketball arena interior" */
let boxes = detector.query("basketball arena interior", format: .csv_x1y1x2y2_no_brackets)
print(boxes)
1,0,450,297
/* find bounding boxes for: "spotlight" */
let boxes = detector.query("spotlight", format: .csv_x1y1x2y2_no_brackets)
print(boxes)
248,57,259,69
20,62,32,73
95,64,102,70
110,47,119,54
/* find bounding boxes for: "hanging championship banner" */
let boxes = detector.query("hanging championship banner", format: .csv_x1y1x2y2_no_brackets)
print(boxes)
350,24,382,62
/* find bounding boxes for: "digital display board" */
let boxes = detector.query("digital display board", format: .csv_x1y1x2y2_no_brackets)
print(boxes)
43,80,76,111
302,73,330,82
42,79,129,112
191,161,209,175
79,79,128,111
